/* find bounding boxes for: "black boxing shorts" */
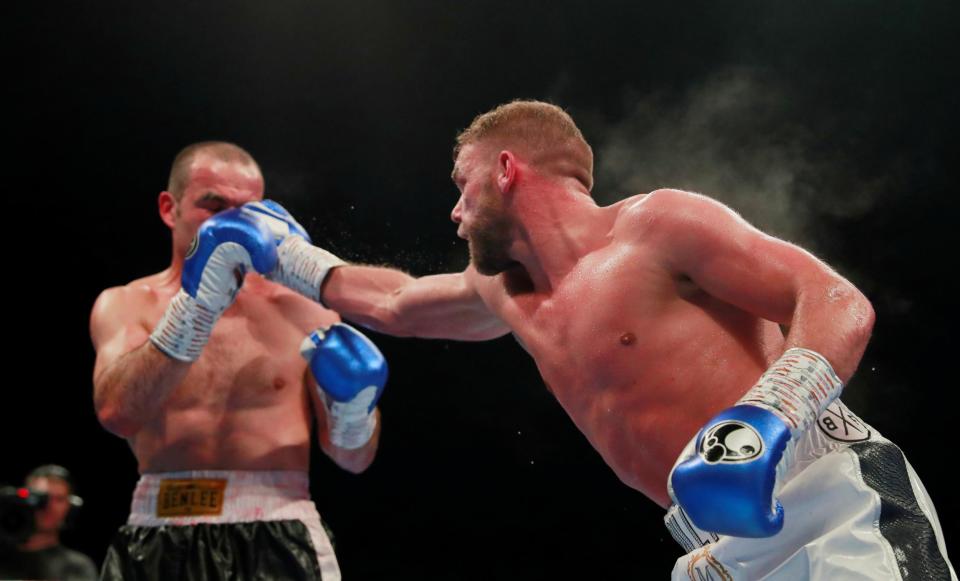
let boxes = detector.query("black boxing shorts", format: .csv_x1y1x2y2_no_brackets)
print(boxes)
100,470,339,581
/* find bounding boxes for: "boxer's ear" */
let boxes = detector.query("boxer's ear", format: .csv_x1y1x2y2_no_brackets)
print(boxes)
158,191,177,229
496,150,517,194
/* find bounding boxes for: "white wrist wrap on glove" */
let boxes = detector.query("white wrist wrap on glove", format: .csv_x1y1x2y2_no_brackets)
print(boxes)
738,347,844,436
149,289,219,362
322,386,378,450
274,237,346,303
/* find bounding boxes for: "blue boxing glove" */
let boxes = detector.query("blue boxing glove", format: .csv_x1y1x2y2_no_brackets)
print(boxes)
669,348,844,537
301,323,388,449
670,405,791,537
241,200,346,302
241,199,312,244
150,208,277,361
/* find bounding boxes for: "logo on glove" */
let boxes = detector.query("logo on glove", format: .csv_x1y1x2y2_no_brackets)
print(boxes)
699,421,764,464
185,235,199,260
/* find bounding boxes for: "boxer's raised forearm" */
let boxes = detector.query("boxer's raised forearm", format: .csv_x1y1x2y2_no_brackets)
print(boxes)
94,341,190,437
320,409,381,474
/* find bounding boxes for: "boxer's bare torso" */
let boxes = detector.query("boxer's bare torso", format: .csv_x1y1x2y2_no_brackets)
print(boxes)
470,195,786,507
93,270,338,474
324,182,865,507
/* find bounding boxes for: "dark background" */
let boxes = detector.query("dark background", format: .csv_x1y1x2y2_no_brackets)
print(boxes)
7,1,958,578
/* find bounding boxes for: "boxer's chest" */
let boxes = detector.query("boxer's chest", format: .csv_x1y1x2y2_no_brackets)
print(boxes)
497,245,678,394
495,242,779,431
164,290,309,410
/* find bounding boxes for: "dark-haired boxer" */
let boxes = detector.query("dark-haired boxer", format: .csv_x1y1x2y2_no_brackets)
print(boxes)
260,102,955,579
90,142,386,581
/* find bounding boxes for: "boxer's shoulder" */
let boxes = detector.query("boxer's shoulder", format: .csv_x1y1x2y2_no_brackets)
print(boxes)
91,274,172,347
610,190,665,237
257,277,340,332
613,189,739,244
93,271,170,316
615,189,700,224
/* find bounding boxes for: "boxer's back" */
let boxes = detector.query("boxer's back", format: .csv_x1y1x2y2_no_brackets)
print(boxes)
476,194,787,506
106,271,337,474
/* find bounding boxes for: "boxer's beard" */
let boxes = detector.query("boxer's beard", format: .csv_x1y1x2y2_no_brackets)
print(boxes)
468,199,516,276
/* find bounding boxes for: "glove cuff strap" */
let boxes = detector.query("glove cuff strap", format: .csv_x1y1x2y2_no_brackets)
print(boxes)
738,347,843,435
149,289,217,362
275,237,346,304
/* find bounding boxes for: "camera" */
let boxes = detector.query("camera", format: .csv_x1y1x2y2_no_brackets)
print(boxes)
0,485,49,545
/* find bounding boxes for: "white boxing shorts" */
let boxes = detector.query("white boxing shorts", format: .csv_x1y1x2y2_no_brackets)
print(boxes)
665,400,956,580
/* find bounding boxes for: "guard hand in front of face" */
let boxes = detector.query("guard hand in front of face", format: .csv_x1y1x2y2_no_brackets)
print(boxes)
150,208,277,362
669,405,791,538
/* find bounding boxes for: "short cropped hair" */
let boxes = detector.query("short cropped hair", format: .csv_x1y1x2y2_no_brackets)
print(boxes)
167,141,259,200
26,464,74,492
454,100,593,190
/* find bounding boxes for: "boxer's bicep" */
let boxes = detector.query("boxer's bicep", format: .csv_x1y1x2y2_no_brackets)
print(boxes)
678,226,810,325
647,190,829,325
90,287,152,384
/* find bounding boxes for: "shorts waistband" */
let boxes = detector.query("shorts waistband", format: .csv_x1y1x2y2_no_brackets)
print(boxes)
129,470,313,527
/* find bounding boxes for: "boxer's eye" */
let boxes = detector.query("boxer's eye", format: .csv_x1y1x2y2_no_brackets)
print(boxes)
199,203,225,214
197,193,229,213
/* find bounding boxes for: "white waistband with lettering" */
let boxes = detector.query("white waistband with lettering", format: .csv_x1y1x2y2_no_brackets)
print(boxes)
128,470,314,527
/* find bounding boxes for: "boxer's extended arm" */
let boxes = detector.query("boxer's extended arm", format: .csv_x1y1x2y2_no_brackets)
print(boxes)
90,287,189,438
645,189,875,381
322,265,510,341
243,200,509,341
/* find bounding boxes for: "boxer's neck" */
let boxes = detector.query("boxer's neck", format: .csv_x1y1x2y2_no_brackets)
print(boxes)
508,183,609,292
166,251,185,284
